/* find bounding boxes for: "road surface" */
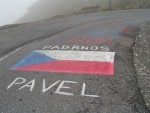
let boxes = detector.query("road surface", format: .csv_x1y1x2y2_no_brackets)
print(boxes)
0,9,150,113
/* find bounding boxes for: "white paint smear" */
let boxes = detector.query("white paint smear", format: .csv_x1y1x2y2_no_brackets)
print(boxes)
81,83,99,98
55,81,78,96
0,47,22,62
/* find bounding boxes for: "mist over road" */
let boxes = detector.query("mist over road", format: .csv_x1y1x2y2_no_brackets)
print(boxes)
16,0,109,24
1,0,149,26
0,0,118,26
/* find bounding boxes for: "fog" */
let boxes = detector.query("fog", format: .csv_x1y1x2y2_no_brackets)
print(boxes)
0,0,38,26
0,0,112,26
17,0,109,23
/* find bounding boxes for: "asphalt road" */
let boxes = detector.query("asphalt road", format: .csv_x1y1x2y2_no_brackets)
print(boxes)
134,21,150,111
0,9,150,113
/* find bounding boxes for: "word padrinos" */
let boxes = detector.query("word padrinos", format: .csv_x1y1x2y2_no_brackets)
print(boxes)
43,45,109,51
7,77,99,98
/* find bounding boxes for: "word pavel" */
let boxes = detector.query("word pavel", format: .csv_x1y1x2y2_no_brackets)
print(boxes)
7,77,99,98
43,45,110,51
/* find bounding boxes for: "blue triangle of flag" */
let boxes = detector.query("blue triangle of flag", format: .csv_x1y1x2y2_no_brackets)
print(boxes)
12,51,56,68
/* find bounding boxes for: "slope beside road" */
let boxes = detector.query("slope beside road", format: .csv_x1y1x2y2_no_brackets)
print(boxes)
0,9,150,113
134,21,150,111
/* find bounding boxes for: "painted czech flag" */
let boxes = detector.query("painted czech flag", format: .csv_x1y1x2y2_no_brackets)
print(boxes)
11,50,115,76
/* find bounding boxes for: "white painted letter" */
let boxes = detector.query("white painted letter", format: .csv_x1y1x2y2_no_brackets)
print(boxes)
55,81,77,96
19,79,35,92
81,83,99,98
91,46,98,50
100,46,109,51
7,77,26,89
81,46,89,50
43,46,52,49
72,46,80,50
62,45,70,49
51,46,60,49
42,80,61,93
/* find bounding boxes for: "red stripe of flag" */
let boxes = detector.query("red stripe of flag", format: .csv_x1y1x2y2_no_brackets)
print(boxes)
12,60,114,76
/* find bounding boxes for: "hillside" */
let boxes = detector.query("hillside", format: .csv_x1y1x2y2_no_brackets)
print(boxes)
16,0,150,24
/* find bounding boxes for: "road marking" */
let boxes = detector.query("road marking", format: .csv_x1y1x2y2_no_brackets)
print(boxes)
7,77,100,98
0,47,22,62
43,45,110,51
11,50,115,76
